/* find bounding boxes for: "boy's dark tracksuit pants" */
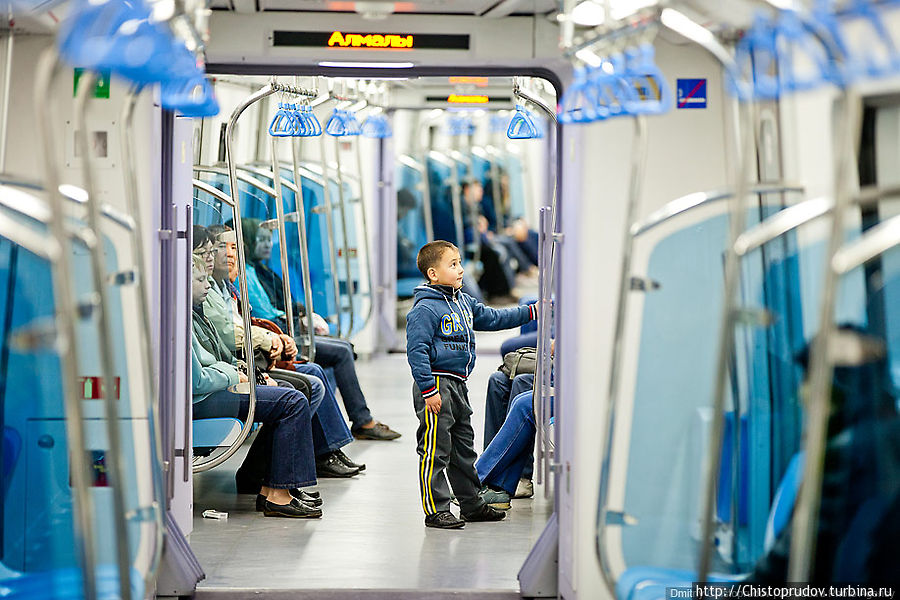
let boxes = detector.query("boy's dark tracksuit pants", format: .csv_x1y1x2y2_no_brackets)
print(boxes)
413,376,486,515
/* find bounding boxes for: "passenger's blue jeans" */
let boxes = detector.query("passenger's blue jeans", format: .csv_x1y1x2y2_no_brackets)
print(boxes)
291,363,354,454
194,385,317,489
311,337,374,429
484,372,534,447
476,391,536,495
484,372,535,480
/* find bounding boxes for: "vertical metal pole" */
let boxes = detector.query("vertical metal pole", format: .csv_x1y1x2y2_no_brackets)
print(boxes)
0,28,12,172
788,90,861,581
319,133,343,338
270,135,295,339
290,138,317,362
181,205,192,483
698,99,755,585
120,86,165,584
75,71,133,600
35,47,98,600
332,136,356,339
596,117,647,566
354,135,375,325
488,149,504,230
534,206,548,487
540,207,554,499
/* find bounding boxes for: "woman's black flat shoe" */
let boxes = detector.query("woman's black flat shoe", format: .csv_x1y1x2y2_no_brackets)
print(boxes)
263,499,322,518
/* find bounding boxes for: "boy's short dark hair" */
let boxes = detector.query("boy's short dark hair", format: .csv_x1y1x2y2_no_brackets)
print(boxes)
417,240,459,279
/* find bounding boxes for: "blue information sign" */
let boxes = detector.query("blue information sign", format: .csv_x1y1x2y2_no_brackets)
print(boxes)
676,78,707,109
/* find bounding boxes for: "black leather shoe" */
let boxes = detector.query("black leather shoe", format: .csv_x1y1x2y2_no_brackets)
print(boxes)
352,421,401,441
333,448,366,471
263,498,322,518
316,453,360,478
257,493,320,512
424,511,465,529
461,503,506,522
290,488,320,500
290,489,323,507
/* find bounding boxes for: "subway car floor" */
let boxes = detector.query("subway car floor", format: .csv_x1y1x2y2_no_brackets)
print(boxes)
190,328,551,597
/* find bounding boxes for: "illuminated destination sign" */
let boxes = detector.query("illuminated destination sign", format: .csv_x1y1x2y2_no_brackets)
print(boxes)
272,31,470,50
427,95,511,104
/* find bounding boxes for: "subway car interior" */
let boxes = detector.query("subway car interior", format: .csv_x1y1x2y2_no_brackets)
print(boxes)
1,0,900,599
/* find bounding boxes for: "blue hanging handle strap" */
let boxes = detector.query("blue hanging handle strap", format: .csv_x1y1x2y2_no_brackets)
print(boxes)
733,13,780,100
776,10,838,93
57,0,147,69
325,108,347,136
268,103,291,137
559,66,599,124
161,75,220,117
624,44,673,114
306,104,323,136
507,104,540,139
834,0,900,77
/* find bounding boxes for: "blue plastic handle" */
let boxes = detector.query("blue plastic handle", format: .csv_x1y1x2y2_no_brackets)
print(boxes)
325,109,348,136
507,104,541,139
558,65,599,124
306,105,323,136
835,0,900,78
160,75,219,117
624,44,673,114
58,0,150,70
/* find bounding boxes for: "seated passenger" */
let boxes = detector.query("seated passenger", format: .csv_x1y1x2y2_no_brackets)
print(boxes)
202,225,362,478
239,218,401,440
484,371,535,498
189,255,321,518
475,390,537,502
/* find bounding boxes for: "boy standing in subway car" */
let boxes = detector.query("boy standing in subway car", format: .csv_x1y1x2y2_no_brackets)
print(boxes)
407,241,538,529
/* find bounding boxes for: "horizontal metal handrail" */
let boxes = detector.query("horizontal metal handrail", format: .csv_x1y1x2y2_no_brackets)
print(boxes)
630,183,805,238
832,212,900,275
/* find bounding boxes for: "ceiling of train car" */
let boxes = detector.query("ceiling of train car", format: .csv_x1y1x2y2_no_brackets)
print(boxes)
208,0,558,17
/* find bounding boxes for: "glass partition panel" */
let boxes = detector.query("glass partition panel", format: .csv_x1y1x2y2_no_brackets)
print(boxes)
598,195,866,592
0,187,159,596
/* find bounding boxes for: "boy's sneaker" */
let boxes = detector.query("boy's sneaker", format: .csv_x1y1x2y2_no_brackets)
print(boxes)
479,487,511,510
424,511,465,529
461,503,506,522
513,478,534,499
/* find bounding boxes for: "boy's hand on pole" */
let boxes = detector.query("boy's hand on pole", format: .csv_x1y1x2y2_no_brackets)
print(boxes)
425,394,442,414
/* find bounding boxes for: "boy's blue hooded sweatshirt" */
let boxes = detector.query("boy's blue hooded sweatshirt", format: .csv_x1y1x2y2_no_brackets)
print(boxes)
407,284,537,399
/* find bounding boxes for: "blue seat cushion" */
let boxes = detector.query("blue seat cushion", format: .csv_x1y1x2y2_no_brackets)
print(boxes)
193,418,242,450
617,567,740,600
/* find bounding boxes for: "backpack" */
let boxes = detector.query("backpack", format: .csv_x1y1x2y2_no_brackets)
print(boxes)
499,347,537,379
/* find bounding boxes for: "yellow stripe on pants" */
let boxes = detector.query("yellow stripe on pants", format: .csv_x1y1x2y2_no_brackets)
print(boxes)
420,406,432,513
426,377,439,513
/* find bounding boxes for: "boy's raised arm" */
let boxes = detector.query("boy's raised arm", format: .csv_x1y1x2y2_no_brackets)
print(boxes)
469,297,538,332
406,305,440,399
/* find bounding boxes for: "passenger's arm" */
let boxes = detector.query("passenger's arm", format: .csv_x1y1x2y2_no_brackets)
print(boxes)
469,296,537,331
406,304,439,401
191,337,240,398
